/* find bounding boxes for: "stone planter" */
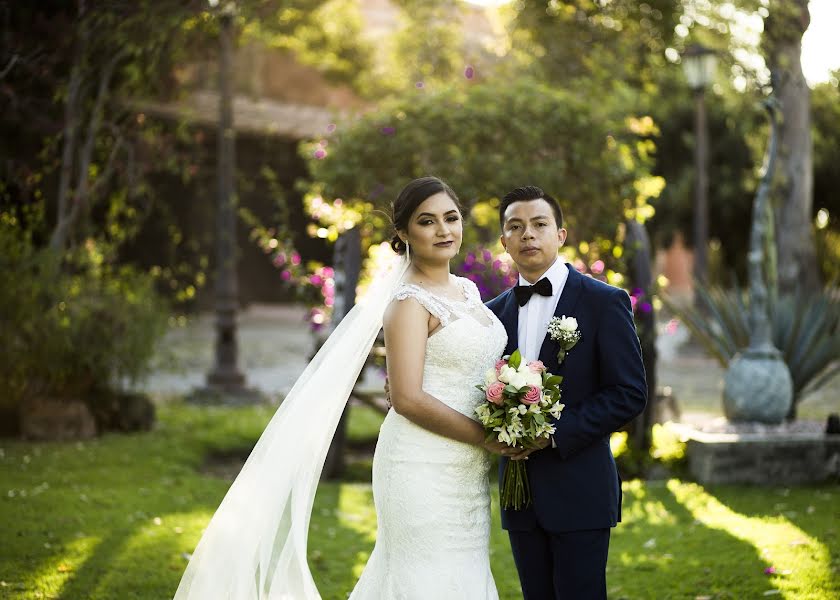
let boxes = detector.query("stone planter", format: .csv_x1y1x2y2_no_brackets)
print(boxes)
723,351,792,424
19,397,97,441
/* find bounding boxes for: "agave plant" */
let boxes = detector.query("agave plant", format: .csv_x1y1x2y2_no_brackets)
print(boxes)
661,284,840,418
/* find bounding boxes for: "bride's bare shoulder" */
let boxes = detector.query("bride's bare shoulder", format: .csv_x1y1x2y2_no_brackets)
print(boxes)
384,287,429,324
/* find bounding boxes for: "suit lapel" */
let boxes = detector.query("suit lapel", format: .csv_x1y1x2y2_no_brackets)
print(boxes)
498,289,520,356
537,264,584,366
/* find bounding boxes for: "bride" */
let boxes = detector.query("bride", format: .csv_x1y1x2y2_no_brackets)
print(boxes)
174,176,510,599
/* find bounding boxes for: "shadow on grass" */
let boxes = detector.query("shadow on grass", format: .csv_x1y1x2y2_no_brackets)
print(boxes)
607,480,777,600
692,483,840,598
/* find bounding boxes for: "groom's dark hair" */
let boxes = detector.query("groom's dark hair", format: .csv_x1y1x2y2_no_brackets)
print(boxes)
499,186,563,229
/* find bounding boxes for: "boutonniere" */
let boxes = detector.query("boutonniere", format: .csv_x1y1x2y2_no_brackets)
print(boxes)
547,315,581,364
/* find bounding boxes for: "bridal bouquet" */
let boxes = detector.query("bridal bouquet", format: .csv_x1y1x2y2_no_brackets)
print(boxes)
475,350,564,510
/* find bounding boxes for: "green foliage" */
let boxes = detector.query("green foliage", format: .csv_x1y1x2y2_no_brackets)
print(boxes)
812,76,840,282
506,0,680,94
307,79,662,244
0,215,168,411
240,0,373,88
661,283,840,407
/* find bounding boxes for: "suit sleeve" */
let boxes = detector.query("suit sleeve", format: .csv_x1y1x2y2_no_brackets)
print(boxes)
550,288,647,459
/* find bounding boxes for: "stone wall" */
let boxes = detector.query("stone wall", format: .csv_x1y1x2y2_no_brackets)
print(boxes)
684,431,840,485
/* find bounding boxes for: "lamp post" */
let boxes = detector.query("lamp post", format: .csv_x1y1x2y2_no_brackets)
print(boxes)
682,43,717,286
206,2,247,394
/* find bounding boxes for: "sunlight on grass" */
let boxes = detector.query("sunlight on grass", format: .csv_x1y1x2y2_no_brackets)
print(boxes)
336,483,378,540
27,537,97,599
669,480,834,599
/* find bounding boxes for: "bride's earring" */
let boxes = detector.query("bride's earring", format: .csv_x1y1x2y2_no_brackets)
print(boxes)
405,242,410,260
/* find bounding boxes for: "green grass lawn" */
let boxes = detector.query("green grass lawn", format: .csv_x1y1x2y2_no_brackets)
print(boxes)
1,403,838,599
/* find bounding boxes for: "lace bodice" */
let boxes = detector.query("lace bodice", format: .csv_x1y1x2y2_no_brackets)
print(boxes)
390,277,507,418
348,277,507,599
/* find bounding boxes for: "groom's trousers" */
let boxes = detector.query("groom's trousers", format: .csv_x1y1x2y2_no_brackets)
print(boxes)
508,527,610,600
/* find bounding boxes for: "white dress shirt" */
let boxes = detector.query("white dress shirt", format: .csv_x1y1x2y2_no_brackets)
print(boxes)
517,258,569,363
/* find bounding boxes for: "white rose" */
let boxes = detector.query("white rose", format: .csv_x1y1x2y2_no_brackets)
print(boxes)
558,316,578,332
498,365,517,384
485,368,498,387
525,371,543,387
508,371,530,389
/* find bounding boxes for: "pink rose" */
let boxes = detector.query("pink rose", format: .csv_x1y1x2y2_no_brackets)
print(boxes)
522,385,542,405
528,360,546,373
485,382,505,405
495,359,508,374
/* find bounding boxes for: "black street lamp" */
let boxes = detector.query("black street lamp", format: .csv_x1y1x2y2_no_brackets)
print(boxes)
206,2,247,394
682,43,717,285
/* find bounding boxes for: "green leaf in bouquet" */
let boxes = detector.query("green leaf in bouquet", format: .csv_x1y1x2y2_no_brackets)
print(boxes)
509,349,522,370
491,408,505,419
533,413,545,425
504,384,521,395
544,375,563,387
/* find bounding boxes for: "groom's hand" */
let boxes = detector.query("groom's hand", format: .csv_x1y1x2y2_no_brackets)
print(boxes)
510,437,551,460
482,439,520,457
384,376,391,409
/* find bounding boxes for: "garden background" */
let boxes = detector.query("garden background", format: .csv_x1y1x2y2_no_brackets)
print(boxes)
1,1,839,598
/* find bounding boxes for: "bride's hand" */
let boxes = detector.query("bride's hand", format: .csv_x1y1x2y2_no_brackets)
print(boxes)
481,439,517,456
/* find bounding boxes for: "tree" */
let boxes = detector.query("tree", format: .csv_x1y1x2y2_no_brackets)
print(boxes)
308,79,662,249
762,0,820,293
1,0,374,266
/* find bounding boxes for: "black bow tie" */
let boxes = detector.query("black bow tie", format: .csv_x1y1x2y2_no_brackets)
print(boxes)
514,277,553,307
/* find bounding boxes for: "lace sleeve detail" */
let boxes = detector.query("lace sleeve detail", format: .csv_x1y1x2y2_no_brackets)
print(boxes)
393,283,453,326
459,277,483,304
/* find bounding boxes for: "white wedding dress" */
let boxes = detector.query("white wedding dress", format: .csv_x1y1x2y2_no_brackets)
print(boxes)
349,277,508,600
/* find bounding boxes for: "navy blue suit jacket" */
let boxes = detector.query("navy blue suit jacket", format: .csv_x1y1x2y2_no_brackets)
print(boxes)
485,264,647,533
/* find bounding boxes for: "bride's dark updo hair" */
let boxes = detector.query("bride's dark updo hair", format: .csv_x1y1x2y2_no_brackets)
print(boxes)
390,176,462,255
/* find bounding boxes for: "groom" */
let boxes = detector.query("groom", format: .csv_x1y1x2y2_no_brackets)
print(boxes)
486,185,647,600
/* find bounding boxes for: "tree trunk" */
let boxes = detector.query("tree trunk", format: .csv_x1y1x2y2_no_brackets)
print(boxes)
50,47,123,251
52,3,86,251
322,227,362,480
624,220,657,456
763,0,820,294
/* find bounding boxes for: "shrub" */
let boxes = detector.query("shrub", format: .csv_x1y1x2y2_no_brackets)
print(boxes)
0,220,168,419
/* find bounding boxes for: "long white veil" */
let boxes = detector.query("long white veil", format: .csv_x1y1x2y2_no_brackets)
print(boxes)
174,253,409,599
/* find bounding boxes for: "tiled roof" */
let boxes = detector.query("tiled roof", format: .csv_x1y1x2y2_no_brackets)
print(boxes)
132,90,341,140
